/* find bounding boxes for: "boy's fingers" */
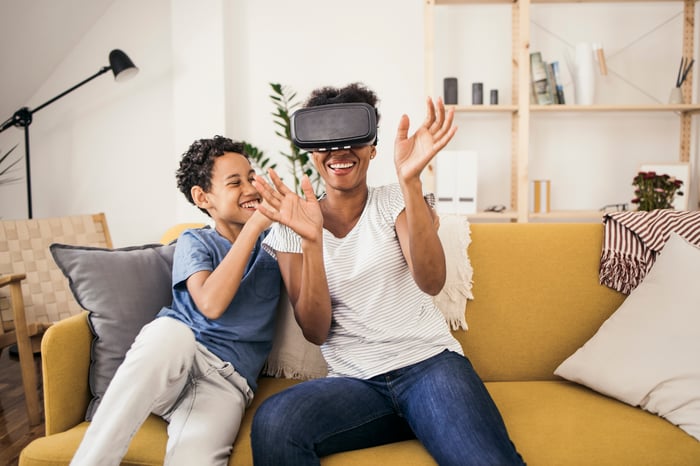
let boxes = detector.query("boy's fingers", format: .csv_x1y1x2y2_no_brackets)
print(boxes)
255,203,278,221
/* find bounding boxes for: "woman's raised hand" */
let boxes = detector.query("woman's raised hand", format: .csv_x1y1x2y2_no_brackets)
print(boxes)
394,97,457,183
253,168,323,242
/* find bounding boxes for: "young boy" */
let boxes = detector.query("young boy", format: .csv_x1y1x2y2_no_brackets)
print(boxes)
71,136,281,466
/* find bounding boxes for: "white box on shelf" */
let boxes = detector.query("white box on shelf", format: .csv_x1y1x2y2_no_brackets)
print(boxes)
435,150,478,215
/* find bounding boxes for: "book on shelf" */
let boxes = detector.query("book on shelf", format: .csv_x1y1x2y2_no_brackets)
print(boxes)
545,63,558,104
550,61,565,104
530,52,554,105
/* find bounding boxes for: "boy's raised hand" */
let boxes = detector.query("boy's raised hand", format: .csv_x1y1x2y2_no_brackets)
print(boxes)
248,195,274,231
253,168,323,243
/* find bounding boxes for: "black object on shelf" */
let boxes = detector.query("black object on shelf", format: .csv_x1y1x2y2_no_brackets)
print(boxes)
472,82,483,105
444,77,458,105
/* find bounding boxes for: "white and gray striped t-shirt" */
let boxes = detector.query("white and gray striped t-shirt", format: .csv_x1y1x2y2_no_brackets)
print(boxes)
263,183,463,379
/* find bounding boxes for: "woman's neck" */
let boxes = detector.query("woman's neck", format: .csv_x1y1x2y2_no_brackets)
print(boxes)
320,185,368,238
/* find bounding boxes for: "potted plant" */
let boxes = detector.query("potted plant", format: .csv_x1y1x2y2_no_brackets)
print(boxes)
0,144,21,186
631,171,684,211
243,141,277,175
269,83,323,195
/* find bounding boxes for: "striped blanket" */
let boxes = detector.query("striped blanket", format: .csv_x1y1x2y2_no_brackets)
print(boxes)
599,210,700,294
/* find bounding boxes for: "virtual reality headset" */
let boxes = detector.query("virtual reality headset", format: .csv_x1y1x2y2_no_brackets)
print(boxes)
290,102,377,152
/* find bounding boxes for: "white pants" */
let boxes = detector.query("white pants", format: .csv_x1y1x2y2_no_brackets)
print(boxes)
71,317,253,466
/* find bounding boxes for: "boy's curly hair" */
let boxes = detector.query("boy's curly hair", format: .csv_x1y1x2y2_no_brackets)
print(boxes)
176,135,248,217
304,82,380,124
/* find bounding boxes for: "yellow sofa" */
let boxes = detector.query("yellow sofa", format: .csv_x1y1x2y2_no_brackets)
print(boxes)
20,222,700,465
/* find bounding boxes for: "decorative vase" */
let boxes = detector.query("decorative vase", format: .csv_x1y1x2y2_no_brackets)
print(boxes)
572,42,596,105
669,87,683,104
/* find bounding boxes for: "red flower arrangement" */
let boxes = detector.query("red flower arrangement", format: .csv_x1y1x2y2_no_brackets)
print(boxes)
631,171,684,211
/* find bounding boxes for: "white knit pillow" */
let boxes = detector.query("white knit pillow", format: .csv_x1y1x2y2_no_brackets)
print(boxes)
555,232,700,441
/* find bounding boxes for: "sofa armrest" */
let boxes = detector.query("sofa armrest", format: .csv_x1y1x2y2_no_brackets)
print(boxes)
41,311,92,435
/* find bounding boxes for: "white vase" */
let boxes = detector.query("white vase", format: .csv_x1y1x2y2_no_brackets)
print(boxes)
573,43,596,105
669,87,683,104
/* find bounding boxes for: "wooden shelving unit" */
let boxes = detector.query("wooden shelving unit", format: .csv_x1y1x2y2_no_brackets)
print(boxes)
425,0,697,222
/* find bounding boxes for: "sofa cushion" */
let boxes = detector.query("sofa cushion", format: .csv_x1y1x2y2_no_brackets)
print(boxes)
555,232,700,441
461,223,625,382
19,416,167,465
227,379,699,466
50,243,175,420
486,381,700,465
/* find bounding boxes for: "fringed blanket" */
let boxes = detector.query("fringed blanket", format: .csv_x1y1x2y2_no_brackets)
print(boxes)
433,213,473,330
599,210,700,294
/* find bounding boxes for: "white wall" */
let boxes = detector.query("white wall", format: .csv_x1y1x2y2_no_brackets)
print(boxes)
225,0,425,191
0,0,697,246
0,0,178,246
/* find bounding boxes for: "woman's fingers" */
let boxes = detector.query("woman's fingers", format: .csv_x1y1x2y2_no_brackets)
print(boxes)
434,124,458,152
429,97,445,133
253,175,279,210
268,168,293,196
423,97,436,130
432,104,456,145
299,175,317,203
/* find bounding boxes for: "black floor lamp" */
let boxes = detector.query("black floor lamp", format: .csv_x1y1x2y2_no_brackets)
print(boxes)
0,49,138,218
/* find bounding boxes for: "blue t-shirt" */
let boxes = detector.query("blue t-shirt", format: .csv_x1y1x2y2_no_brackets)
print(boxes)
157,226,281,391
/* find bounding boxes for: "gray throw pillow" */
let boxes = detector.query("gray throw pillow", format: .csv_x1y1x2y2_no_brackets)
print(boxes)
50,242,175,420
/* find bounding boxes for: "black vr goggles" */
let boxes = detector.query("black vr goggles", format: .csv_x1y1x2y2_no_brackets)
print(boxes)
290,103,377,152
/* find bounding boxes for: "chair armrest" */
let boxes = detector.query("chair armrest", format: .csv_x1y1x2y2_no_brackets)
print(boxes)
0,273,26,287
41,311,92,435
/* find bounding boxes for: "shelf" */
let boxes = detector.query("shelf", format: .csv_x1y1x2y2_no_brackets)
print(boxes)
448,105,517,113
426,0,696,222
450,104,700,114
531,104,700,113
467,211,518,220
529,210,604,221
467,210,606,221
433,0,691,4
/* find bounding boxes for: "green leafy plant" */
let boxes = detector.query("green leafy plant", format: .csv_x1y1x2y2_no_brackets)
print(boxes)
631,171,684,211
243,141,277,175
269,83,323,195
0,145,22,186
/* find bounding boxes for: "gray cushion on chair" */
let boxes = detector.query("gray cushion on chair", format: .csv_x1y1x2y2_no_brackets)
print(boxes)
50,242,175,420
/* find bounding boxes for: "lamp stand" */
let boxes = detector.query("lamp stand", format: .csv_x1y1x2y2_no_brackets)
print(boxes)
0,49,137,219
0,68,112,219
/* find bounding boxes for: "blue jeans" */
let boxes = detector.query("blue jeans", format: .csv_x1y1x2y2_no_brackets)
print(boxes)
251,350,524,466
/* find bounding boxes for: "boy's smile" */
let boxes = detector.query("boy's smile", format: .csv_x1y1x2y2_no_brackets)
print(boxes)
198,152,262,235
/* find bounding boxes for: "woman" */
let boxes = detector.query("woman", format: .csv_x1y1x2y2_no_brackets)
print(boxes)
252,83,524,466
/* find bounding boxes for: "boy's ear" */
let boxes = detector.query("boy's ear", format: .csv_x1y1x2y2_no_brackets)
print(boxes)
191,186,210,209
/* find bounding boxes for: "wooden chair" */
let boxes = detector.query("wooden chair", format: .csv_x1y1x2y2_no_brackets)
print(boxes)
0,213,112,426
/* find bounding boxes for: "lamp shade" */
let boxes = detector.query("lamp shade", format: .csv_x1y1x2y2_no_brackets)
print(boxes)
108,49,139,82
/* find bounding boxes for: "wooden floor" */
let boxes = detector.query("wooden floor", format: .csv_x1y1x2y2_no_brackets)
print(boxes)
0,348,44,466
